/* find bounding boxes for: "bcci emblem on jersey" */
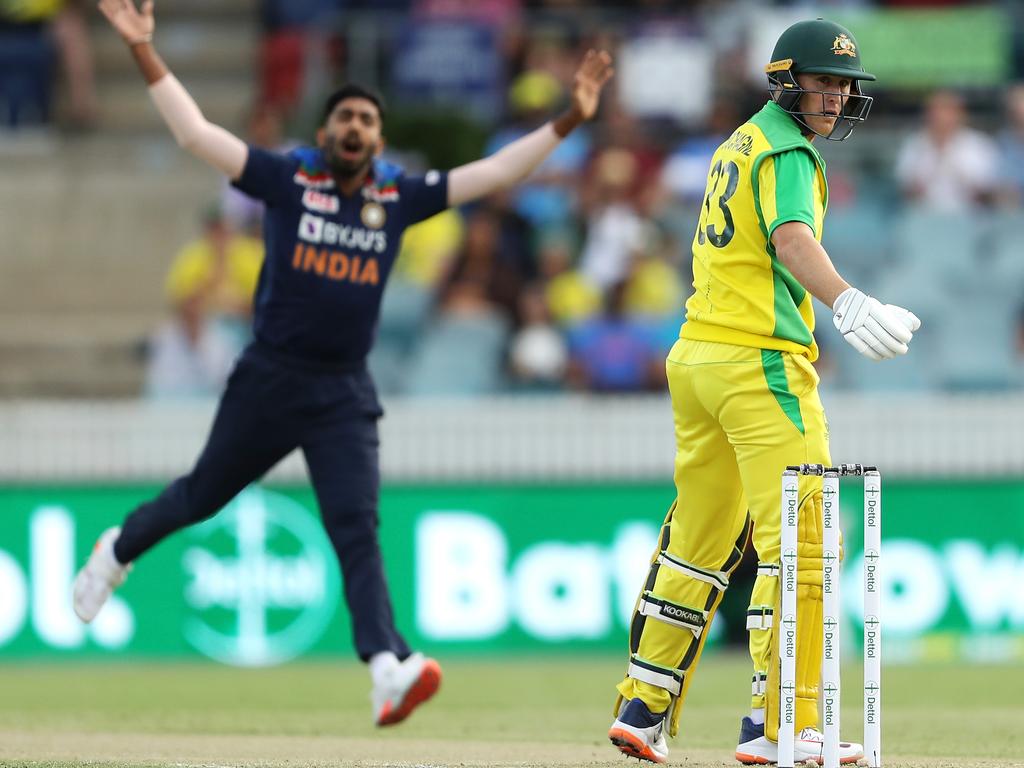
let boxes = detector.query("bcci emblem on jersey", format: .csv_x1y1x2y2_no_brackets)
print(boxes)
361,202,386,229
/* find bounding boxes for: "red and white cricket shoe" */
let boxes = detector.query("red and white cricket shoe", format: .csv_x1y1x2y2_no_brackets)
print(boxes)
372,652,442,726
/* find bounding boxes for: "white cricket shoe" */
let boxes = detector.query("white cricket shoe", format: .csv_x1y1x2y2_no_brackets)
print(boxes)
371,652,442,726
735,716,864,765
73,527,130,623
608,698,669,764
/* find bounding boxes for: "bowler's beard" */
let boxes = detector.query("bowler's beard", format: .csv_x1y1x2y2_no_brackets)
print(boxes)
322,134,375,179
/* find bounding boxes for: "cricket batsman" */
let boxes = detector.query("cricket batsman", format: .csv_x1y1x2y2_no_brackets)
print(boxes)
607,19,919,764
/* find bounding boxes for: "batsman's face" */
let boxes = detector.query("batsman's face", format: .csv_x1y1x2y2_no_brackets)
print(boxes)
796,73,851,137
318,97,383,179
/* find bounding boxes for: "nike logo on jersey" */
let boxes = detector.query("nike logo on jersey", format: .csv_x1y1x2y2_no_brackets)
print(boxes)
362,178,400,202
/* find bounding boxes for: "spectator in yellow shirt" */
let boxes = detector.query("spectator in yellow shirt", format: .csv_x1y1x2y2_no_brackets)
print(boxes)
164,206,264,343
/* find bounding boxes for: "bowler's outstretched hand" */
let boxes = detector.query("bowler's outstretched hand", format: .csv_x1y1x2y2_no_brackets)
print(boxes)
98,0,155,45
570,50,614,121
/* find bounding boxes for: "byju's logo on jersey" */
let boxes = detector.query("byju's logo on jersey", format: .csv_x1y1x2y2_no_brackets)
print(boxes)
299,212,325,243
302,189,340,214
181,487,340,667
298,213,387,253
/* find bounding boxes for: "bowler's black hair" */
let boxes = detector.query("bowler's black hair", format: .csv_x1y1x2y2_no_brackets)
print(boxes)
321,84,386,125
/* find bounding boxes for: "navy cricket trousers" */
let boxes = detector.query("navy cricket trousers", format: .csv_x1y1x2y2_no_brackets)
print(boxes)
115,342,411,662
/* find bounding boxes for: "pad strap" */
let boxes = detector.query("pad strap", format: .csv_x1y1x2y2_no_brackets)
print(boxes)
746,605,774,630
639,592,707,635
756,562,780,577
627,655,683,697
657,552,730,590
751,671,768,695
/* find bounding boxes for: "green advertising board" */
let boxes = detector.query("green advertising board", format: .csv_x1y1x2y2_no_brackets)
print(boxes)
0,482,1022,664
836,7,1011,88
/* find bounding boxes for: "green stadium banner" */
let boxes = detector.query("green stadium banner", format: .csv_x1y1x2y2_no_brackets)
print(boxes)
835,7,1011,88
1,482,1022,664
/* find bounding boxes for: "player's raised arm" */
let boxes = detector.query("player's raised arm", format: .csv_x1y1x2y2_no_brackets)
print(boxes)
98,0,248,180
447,49,613,207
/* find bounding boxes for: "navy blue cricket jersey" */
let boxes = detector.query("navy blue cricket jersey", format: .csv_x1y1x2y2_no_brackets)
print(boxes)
233,146,449,362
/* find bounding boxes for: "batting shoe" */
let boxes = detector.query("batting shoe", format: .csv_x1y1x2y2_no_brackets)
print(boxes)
608,698,669,763
735,716,864,765
372,652,442,726
73,527,130,623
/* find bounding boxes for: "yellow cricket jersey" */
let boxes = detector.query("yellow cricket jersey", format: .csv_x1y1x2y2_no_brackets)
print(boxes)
1,0,64,22
681,101,829,360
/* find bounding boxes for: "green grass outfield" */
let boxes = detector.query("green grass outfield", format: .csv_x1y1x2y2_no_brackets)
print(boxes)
0,654,1021,767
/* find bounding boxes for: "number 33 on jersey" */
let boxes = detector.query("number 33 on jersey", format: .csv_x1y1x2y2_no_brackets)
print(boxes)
684,101,829,362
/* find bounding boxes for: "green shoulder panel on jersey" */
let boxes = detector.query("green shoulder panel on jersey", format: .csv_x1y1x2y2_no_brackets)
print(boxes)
748,101,828,244
764,151,819,239
748,101,827,168
746,102,828,347
760,151,819,346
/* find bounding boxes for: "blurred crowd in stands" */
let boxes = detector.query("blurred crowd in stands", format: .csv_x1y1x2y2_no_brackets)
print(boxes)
6,0,1024,396
0,0,96,129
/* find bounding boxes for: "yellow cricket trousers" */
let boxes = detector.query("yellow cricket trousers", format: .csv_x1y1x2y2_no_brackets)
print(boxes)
616,338,830,740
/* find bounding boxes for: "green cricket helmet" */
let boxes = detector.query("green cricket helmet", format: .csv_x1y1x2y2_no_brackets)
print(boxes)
765,18,875,141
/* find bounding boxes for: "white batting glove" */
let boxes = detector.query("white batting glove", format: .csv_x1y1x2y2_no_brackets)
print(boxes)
832,287,920,361
883,303,922,334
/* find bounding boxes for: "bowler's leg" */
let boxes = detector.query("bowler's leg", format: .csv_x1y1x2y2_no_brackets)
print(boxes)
301,406,409,661
76,353,299,623
116,359,299,563
301,378,439,726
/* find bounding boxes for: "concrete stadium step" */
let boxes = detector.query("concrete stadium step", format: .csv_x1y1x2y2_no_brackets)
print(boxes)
92,24,257,79
0,265,172,316
2,0,258,396
0,139,222,316
0,312,156,347
87,0,259,134
0,314,150,397
0,344,144,398
94,77,256,134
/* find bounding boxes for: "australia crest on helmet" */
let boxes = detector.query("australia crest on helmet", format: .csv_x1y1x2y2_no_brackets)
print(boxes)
832,34,857,57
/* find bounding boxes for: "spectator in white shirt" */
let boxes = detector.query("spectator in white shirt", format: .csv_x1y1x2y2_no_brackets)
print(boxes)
895,90,998,212
144,289,239,400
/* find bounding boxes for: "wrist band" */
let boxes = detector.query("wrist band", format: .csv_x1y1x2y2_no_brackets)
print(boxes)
129,33,153,46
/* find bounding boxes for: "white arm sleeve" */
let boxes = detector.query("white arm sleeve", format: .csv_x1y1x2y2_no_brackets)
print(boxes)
148,74,249,181
447,122,562,207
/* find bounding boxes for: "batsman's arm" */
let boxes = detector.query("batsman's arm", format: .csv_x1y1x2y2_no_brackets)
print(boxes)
447,50,613,207
772,222,920,361
771,221,850,309
98,0,248,181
